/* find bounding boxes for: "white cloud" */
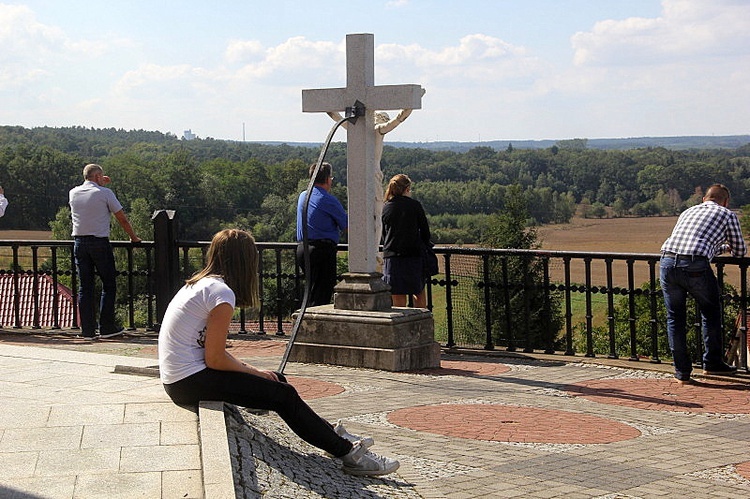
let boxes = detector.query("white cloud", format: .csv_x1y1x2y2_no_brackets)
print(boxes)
0,4,66,54
114,63,208,98
264,36,343,74
530,0,750,139
571,0,750,66
377,34,543,89
224,40,264,64
378,34,530,68
0,3,121,93
223,36,344,82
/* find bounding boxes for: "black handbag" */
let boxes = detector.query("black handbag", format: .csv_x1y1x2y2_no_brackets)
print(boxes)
423,242,439,276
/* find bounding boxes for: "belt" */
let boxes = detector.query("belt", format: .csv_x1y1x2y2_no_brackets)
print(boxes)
662,251,706,260
74,235,108,240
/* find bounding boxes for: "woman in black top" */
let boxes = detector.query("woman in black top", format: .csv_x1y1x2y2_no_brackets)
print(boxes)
381,174,431,307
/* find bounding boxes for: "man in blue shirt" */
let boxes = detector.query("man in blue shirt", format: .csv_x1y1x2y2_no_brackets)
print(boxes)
296,162,348,306
660,184,747,383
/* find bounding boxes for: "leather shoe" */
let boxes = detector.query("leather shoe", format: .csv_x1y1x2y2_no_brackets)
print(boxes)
702,363,737,376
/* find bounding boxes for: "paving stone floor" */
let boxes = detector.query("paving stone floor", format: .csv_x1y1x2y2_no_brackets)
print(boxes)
221,339,750,499
2,330,750,498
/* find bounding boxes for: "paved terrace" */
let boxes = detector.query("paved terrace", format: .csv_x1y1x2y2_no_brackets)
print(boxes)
0,330,749,499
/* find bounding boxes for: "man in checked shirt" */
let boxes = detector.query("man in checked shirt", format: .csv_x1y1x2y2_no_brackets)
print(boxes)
660,184,747,384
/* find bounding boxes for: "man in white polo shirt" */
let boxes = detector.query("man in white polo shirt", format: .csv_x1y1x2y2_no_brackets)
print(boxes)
69,164,141,339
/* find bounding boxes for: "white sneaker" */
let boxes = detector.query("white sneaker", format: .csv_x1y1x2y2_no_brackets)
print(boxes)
340,441,400,476
333,419,375,448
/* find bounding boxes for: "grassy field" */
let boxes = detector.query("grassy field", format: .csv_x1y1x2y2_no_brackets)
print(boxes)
537,215,678,294
0,230,54,240
538,214,744,283
432,216,682,336
0,217,678,252
0,230,55,267
537,216,676,253
538,215,749,330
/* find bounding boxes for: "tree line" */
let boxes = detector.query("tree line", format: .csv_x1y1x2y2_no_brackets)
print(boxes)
1,126,749,244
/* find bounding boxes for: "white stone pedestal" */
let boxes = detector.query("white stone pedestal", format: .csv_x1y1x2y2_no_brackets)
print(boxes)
289,273,441,371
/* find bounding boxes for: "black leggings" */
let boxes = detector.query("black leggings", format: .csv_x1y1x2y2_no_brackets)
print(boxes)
163,368,352,458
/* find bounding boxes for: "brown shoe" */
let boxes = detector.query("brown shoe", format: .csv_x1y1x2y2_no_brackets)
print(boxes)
675,378,694,385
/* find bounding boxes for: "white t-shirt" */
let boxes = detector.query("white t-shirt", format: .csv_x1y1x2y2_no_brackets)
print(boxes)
158,277,235,384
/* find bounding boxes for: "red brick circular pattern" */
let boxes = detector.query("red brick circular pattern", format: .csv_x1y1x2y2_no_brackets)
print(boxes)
388,404,640,444
735,461,750,480
288,376,345,400
409,360,511,376
227,339,287,357
565,378,750,414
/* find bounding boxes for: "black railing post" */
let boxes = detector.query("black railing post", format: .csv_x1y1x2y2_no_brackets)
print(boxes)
145,245,155,330
239,308,248,334
543,257,555,354
606,258,617,359
258,248,267,335
126,245,135,329
445,254,455,348
152,210,180,327
71,244,79,330
51,247,61,329
275,248,285,336
502,258,514,352
31,246,41,329
584,257,594,357
563,256,574,355
522,256,533,353
482,254,493,350
717,263,726,355
648,260,661,363
626,259,638,361
12,244,20,328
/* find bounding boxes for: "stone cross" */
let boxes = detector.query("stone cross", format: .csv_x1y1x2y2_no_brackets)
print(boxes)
302,33,422,274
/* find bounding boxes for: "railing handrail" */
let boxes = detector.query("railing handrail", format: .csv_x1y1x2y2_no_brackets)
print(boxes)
3,239,743,264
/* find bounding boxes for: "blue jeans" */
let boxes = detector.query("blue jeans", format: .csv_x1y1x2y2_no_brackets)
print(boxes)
660,256,723,380
73,236,118,335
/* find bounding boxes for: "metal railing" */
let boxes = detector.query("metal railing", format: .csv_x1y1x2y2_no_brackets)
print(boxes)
1,237,748,371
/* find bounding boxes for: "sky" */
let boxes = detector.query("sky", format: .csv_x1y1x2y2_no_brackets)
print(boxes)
0,0,748,144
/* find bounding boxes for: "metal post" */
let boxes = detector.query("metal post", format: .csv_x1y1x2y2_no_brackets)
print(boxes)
152,210,180,327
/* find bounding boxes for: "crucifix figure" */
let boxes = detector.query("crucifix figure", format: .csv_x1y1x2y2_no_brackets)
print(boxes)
302,33,423,275
326,103,423,261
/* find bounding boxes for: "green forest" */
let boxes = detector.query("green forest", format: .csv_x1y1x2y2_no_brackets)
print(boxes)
1,125,750,243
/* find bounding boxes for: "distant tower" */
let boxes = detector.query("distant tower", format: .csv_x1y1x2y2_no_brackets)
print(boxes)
183,129,196,141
